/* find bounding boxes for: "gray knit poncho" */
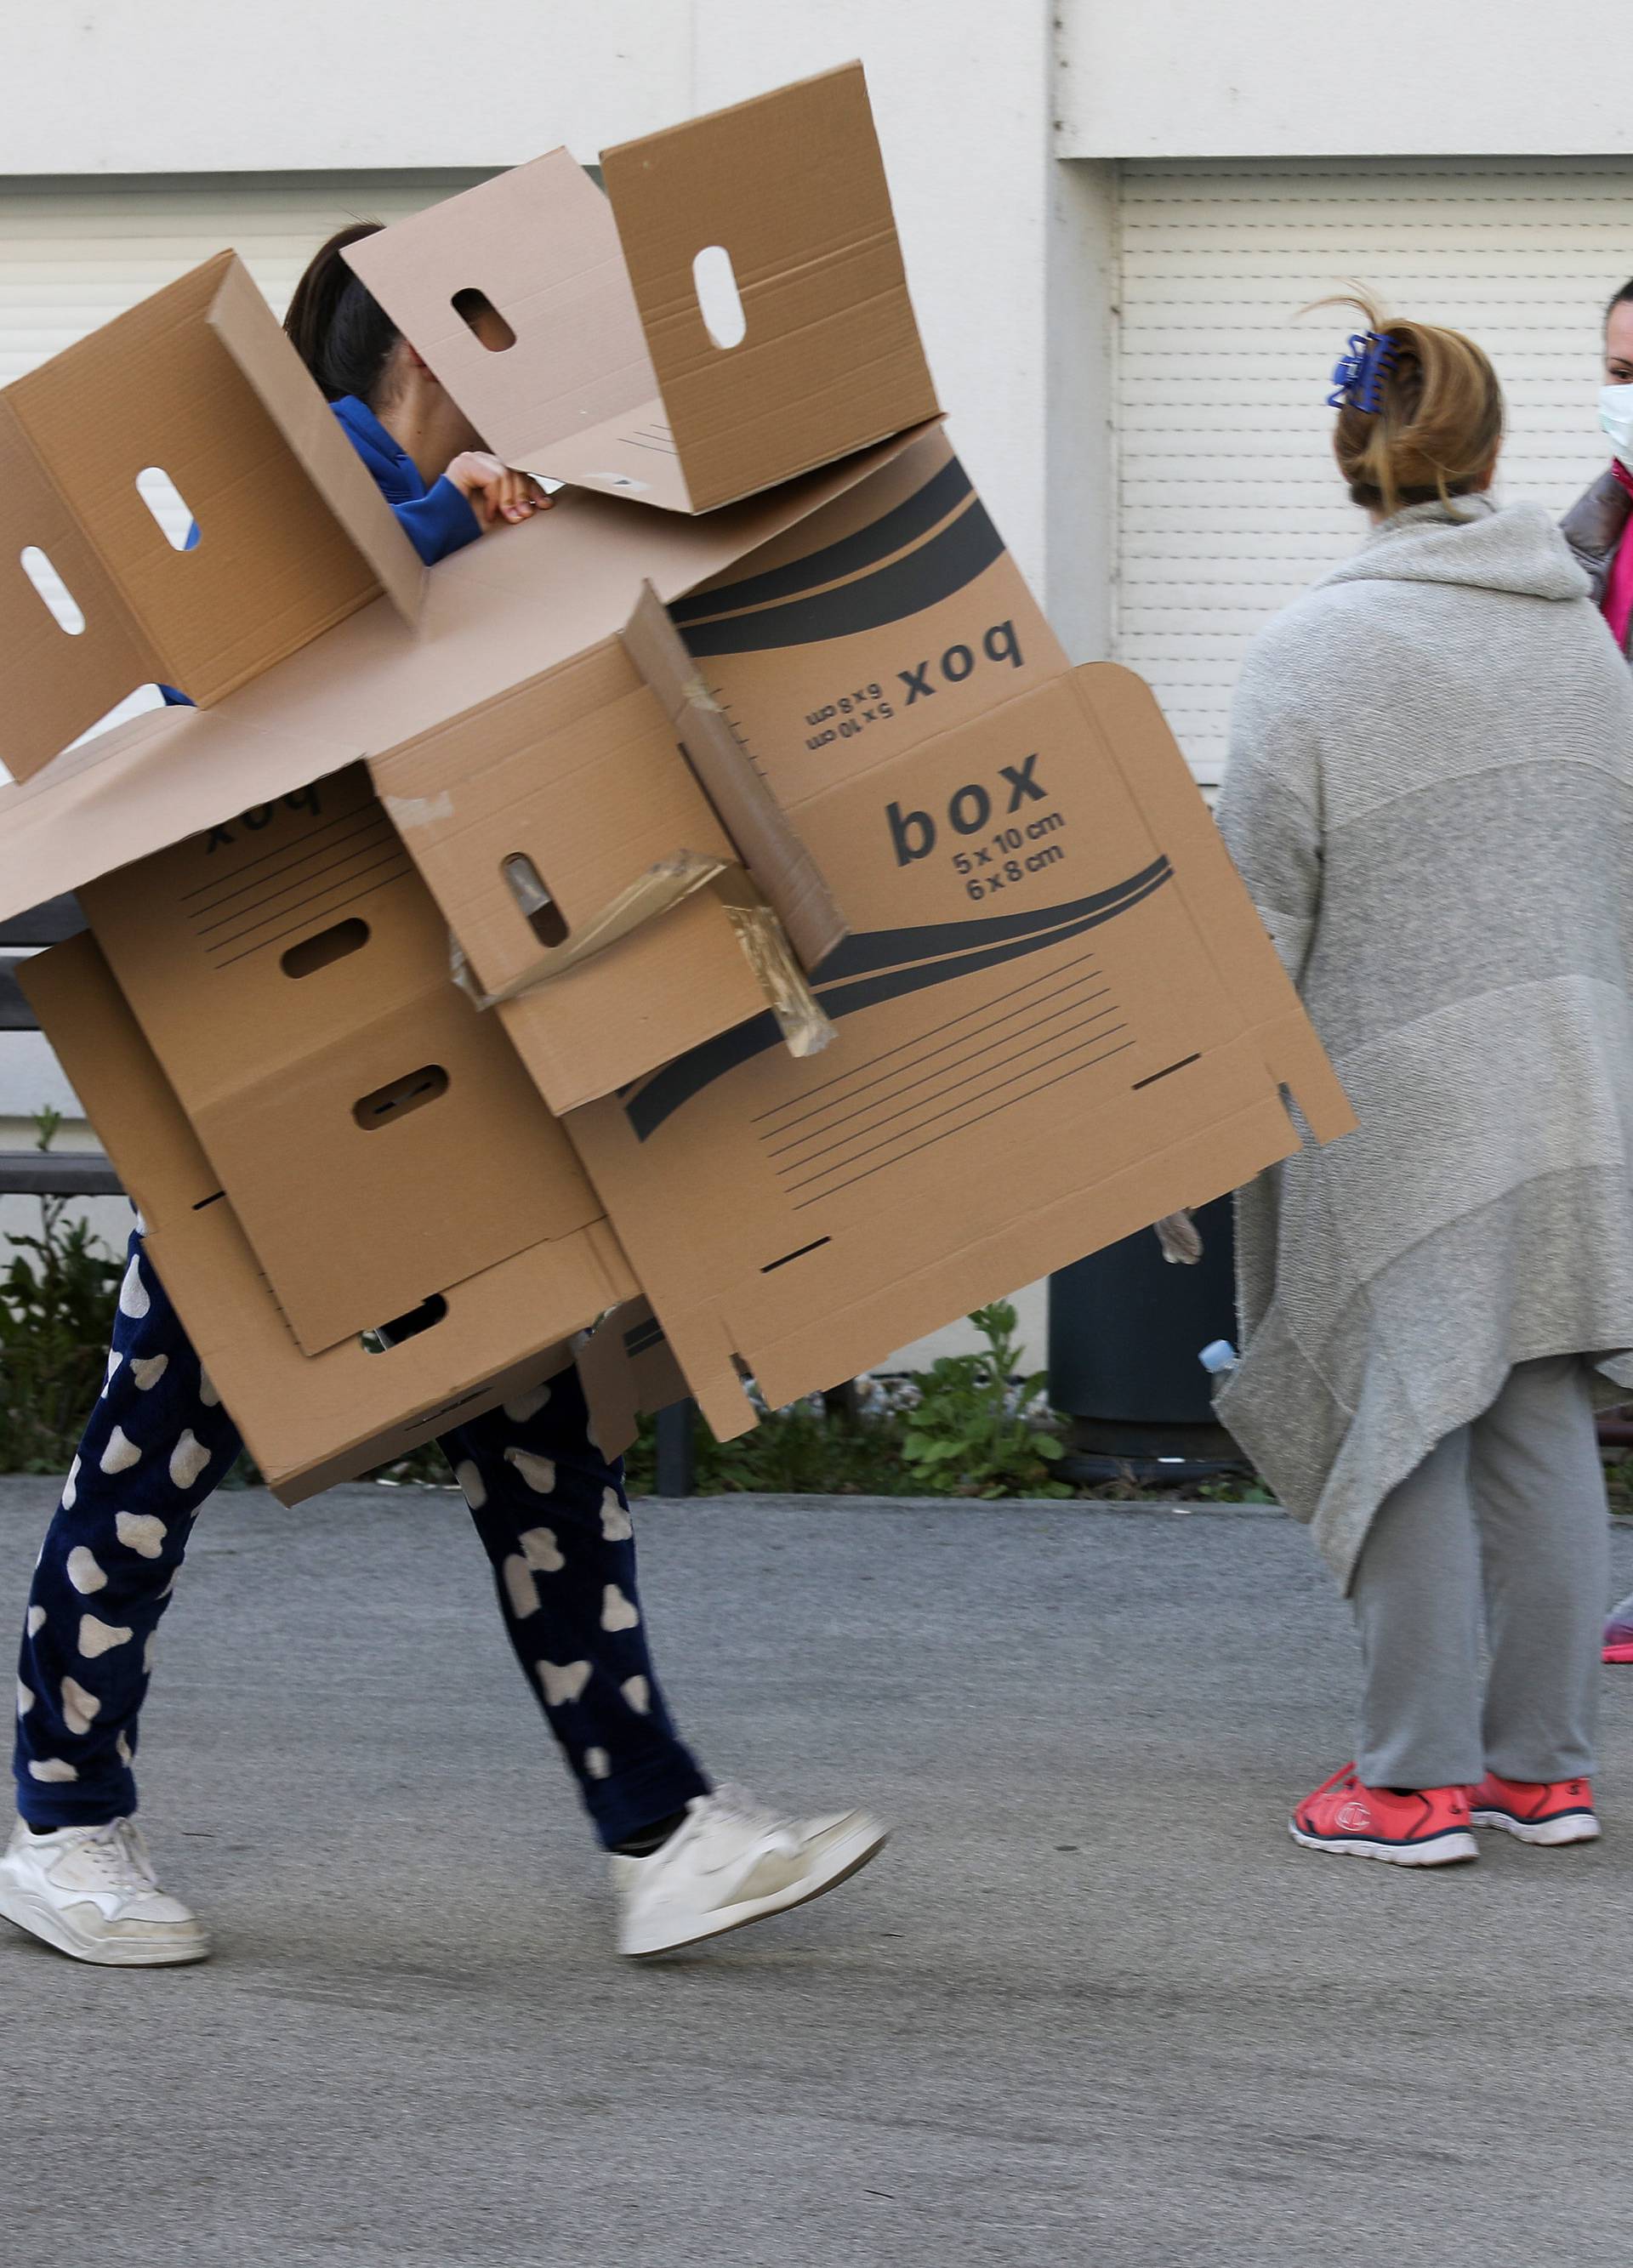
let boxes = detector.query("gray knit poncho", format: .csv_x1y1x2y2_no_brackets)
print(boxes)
1214,495,1633,1589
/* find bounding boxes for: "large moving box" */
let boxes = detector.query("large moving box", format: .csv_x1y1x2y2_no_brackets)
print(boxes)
6,67,1355,1497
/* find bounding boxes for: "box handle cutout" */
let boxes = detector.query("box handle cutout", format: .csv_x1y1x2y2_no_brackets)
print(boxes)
361,1293,449,1352
692,245,747,350
20,547,85,635
503,853,568,947
281,918,370,981
352,1064,449,1131
452,288,517,352
134,468,198,553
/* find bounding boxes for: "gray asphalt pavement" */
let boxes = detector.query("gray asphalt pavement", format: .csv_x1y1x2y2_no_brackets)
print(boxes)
3,1475,1633,2267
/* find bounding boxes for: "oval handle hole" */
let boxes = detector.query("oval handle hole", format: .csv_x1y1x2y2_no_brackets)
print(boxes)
20,546,86,635
281,918,370,980
352,1064,449,1131
504,853,567,947
692,245,746,350
361,1293,449,1352
135,467,199,553
452,288,517,352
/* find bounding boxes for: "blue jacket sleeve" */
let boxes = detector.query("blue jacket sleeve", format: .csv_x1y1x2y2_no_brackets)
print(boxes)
393,475,482,566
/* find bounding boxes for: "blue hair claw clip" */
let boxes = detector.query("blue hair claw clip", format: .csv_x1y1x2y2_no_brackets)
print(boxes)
1328,330,1396,413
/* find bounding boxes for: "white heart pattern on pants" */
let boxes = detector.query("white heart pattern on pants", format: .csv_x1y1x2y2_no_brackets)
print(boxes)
117,1732,133,1766
28,1759,77,1783
502,1554,540,1622
60,1676,101,1736
600,1584,640,1634
61,1455,80,1511
118,1252,151,1319
115,1512,168,1560
169,1430,211,1489
198,1367,220,1408
520,1526,564,1574
100,1426,143,1476
621,1675,651,1716
17,1679,33,1717
537,1658,591,1708
600,1489,633,1543
454,1458,486,1511
26,1605,46,1637
130,1353,169,1393
78,1614,134,1659
504,1448,556,1495
105,1350,123,1391
502,1381,552,1424
583,1747,611,1781
65,1548,107,1596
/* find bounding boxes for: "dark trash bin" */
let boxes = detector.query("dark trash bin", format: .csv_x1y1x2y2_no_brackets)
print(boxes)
1047,1194,1242,1476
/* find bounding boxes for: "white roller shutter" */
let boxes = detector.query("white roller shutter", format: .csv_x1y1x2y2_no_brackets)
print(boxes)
1116,157,1633,783
0,168,491,381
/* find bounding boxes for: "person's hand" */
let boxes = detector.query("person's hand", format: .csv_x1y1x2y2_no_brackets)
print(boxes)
446,451,551,527
1154,1211,1203,1265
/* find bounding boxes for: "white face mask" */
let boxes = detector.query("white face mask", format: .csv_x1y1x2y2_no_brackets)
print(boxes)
1600,383,1633,471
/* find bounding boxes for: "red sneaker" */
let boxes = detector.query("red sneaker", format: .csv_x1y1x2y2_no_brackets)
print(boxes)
1289,1765,1477,1867
1468,1771,1601,1846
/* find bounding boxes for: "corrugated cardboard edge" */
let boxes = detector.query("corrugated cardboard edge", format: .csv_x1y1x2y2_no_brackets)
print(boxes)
621,581,848,968
206,253,425,628
1067,663,1357,1151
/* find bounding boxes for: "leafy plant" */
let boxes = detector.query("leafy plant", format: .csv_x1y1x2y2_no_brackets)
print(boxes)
897,1300,1071,1498
0,1111,125,1473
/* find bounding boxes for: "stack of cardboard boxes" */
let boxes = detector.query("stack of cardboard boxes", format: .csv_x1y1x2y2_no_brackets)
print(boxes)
0,65,1352,1498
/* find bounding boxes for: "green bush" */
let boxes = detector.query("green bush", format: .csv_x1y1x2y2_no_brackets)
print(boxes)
0,1112,124,1473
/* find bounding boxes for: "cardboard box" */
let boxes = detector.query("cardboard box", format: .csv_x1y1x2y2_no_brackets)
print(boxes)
0,252,424,783
343,63,938,514
560,432,1356,1436
76,763,614,1356
18,931,666,1502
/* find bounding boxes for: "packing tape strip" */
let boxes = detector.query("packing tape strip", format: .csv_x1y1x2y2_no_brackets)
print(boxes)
722,899,834,1060
451,850,728,1009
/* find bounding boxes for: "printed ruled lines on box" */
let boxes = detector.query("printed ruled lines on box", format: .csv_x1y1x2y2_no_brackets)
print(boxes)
181,804,413,971
757,947,1131,1210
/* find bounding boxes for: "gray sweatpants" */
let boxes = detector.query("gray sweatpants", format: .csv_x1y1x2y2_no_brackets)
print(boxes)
1352,1356,1608,1790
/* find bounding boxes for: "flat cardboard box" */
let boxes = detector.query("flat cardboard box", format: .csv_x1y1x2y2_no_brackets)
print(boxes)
18,931,670,1503
0,252,424,783
343,63,938,514
560,432,1356,1436
0,435,916,924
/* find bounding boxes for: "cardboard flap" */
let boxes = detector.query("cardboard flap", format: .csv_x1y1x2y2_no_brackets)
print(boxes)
1066,664,1357,1147
342,151,665,482
620,583,848,968
0,252,420,781
600,62,939,513
205,254,424,627
0,396,157,782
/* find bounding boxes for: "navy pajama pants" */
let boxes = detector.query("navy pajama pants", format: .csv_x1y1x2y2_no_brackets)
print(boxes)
13,1225,708,1848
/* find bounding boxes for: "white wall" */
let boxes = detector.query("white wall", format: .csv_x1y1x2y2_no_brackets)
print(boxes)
1057,0,1633,159
0,0,1059,595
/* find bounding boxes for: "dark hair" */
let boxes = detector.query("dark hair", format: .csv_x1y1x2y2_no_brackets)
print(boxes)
1608,279,1633,320
283,223,400,404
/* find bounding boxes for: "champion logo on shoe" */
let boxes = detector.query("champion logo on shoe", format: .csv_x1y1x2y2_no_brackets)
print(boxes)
1334,1799,1373,1833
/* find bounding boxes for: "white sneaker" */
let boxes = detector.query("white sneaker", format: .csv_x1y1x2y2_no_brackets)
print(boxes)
613,1784,888,1958
0,1816,209,1967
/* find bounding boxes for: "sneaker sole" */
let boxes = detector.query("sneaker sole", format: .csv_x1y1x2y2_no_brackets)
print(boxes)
1470,1808,1602,1847
622,1819,889,1958
1288,1821,1478,1867
0,1881,210,1967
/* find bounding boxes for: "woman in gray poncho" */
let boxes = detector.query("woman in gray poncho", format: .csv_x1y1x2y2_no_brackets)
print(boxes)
1213,303,1633,1868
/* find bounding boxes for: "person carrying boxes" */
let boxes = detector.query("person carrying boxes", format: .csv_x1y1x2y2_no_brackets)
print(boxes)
0,226,886,1969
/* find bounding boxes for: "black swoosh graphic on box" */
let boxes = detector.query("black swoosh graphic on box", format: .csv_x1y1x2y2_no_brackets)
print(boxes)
816,858,1173,982
670,456,975,626
677,495,1007,658
619,860,1174,1142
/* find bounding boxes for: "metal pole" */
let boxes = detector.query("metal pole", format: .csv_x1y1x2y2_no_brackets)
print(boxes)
652,1399,697,1497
